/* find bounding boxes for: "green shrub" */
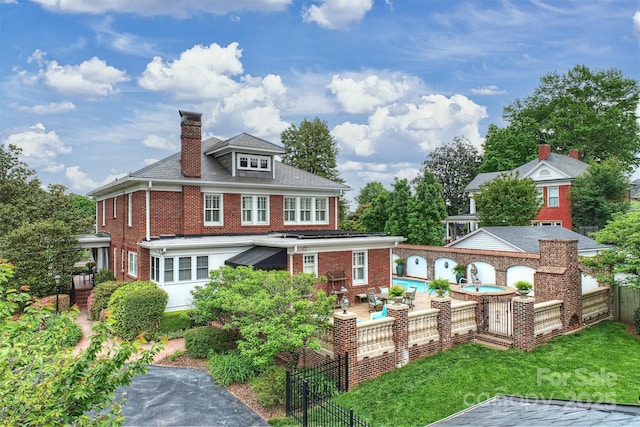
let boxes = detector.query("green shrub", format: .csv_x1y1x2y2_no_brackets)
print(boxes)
251,365,286,407
160,310,194,334
184,326,233,359
38,294,71,312
89,281,125,321
207,350,258,386
43,313,83,348
94,269,116,285
634,307,640,335
107,281,168,341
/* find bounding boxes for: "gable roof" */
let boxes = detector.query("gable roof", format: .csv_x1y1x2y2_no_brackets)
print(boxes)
88,133,350,197
466,153,588,192
445,226,610,254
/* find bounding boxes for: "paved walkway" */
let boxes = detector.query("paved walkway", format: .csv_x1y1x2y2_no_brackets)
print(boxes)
74,310,268,426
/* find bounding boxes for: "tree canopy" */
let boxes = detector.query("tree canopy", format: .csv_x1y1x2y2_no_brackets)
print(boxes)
191,266,334,369
569,160,629,230
358,182,389,233
384,178,412,239
408,171,447,245
0,260,161,425
416,136,482,215
474,173,542,227
280,117,344,183
481,65,640,172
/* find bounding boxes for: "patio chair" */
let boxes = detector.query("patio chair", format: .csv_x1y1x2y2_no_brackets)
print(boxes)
367,292,383,312
371,304,387,320
403,286,417,309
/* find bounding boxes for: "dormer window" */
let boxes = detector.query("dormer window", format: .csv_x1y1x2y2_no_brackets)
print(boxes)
238,154,271,171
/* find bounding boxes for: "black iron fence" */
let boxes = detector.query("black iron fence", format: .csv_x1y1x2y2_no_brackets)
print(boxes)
483,299,513,336
286,354,368,427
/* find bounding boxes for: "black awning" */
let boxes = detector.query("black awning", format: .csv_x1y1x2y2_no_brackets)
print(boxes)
224,247,287,270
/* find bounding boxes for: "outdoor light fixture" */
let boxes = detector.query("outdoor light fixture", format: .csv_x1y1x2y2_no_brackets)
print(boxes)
340,295,349,314
54,274,61,313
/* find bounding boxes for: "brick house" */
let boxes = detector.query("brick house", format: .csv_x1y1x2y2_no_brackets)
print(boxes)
445,144,589,241
87,111,404,311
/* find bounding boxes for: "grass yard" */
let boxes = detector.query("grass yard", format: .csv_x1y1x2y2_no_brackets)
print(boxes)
333,322,640,426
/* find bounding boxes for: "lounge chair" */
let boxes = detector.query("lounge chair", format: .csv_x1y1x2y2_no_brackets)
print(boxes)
371,304,387,320
403,286,417,309
367,292,383,312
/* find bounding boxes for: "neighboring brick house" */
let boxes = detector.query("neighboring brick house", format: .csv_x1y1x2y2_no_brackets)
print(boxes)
445,144,589,241
88,111,404,311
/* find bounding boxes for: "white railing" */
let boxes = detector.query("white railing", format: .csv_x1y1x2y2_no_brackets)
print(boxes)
408,309,440,346
534,300,563,336
582,288,609,321
356,317,395,361
451,301,478,336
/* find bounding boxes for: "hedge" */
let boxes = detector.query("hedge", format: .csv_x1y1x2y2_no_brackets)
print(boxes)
88,281,125,321
107,281,168,341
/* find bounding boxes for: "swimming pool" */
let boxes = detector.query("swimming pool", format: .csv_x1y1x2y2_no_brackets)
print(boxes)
461,285,510,293
392,277,431,293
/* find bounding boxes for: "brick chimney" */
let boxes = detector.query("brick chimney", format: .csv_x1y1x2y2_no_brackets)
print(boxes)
179,110,202,178
568,149,579,159
538,144,551,161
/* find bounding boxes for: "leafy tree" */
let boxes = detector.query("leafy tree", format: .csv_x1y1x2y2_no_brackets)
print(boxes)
483,65,640,172
582,205,640,288
280,117,344,183
474,173,542,227
569,160,629,230
191,266,334,369
358,182,390,233
416,136,482,215
384,178,412,238
0,260,162,425
408,171,447,245
1,220,80,297
479,120,539,173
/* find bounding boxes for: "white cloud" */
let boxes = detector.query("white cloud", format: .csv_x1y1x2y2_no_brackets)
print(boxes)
633,11,640,42
328,72,421,113
94,17,158,56
31,0,291,17
334,94,487,157
65,166,127,192
139,43,243,100
303,0,373,30
142,135,176,151
469,85,506,96
20,51,129,97
2,123,71,170
143,158,159,165
16,102,76,114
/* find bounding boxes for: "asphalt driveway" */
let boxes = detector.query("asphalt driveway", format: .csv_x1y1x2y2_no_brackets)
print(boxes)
117,365,269,426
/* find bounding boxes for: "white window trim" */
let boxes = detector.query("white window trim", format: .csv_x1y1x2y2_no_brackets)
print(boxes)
303,254,318,277
121,249,125,272
241,195,270,225
127,194,132,227
204,193,224,226
150,255,160,283
237,153,272,171
102,200,106,226
113,197,117,218
352,250,368,285
113,247,117,273
128,251,138,277
547,187,559,207
283,196,330,225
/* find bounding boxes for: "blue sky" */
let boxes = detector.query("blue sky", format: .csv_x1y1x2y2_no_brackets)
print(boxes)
1,0,639,206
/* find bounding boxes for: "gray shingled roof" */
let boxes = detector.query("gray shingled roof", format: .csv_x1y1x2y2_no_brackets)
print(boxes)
469,226,610,253
466,153,589,191
89,133,349,196
432,395,640,426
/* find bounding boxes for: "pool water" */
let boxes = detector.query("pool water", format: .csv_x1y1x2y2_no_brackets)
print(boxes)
392,277,432,293
461,285,507,293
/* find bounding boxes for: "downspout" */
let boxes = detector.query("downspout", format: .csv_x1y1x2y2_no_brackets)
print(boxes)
94,201,98,233
146,181,152,241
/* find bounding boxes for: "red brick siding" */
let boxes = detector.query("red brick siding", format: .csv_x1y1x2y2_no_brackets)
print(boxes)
536,184,573,229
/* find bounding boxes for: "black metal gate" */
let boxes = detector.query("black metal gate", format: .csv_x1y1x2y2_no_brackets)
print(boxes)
286,354,368,427
483,299,512,336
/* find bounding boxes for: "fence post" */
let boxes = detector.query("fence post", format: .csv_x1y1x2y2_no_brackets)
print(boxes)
333,311,358,389
431,297,452,351
285,370,292,416
512,296,535,351
302,379,309,427
388,303,410,367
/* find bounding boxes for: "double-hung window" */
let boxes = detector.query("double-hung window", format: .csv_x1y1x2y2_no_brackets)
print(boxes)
128,252,138,277
315,198,327,222
178,257,192,281
164,258,174,282
196,256,209,280
150,256,160,282
283,196,329,224
204,194,223,225
284,197,297,222
303,254,317,276
352,251,367,285
242,195,269,225
300,197,312,222
547,187,559,207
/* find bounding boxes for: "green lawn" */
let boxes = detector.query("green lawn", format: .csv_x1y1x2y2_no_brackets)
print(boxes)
333,322,640,427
